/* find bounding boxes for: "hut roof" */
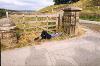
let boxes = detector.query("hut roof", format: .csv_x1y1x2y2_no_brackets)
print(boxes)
0,18,16,31
0,18,15,27
62,7,82,11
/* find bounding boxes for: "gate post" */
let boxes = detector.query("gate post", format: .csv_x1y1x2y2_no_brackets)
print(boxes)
62,7,82,36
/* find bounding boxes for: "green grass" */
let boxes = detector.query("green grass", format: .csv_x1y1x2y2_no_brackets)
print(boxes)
39,0,100,22
80,15,100,22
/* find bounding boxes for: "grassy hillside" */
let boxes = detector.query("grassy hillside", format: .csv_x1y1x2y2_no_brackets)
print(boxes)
39,0,100,14
39,0,100,21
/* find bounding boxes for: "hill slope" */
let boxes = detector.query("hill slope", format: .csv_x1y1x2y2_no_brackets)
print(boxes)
39,0,100,21
39,0,100,13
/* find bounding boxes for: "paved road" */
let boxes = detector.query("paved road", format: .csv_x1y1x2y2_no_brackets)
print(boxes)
79,20,100,32
1,20,100,66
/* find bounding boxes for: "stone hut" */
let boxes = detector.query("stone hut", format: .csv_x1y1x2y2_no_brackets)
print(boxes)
0,18,17,47
61,7,82,35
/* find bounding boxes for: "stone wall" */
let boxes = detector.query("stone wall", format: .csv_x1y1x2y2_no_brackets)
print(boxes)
0,31,17,47
62,7,82,36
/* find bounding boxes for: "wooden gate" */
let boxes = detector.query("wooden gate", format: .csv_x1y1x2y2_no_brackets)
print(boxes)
10,7,82,35
10,14,59,33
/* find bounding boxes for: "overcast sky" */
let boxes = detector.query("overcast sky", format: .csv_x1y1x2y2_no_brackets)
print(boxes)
0,0,54,10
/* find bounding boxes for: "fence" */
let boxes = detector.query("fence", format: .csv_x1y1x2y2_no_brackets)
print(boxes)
1,7,82,47
10,14,60,33
10,7,82,35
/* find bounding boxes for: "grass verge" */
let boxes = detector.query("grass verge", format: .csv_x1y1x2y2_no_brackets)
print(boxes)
1,26,85,51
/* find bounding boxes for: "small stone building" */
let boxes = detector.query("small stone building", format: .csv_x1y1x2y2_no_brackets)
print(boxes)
61,7,82,35
0,18,17,47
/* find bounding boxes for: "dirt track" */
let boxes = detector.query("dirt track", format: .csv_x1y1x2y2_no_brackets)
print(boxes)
79,20,100,32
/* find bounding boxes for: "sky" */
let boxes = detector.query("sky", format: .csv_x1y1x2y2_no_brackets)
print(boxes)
0,0,54,10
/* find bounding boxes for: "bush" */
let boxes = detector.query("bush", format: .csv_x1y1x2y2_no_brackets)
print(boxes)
0,9,6,18
54,0,80,5
80,13,100,21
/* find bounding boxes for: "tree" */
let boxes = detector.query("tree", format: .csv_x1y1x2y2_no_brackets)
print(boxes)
72,0,79,2
53,0,70,5
0,9,6,18
53,0,80,5
92,0,100,6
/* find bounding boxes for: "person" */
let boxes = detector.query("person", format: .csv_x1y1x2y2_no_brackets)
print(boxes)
41,30,52,39
50,32,62,37
34,37,40,41
34,37,41,45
